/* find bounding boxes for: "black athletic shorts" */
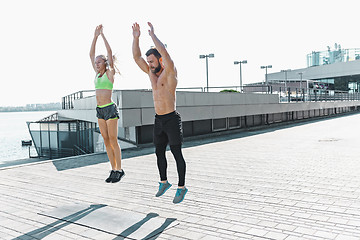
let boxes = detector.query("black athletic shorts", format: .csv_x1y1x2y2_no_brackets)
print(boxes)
96,102,119,120
153,111,183,145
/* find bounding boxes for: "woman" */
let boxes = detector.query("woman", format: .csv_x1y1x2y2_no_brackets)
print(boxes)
90,24,124,183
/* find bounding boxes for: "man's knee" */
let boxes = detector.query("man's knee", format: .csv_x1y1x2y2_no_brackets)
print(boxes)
170,144,182,154
155,143,167,156
170,145,185,163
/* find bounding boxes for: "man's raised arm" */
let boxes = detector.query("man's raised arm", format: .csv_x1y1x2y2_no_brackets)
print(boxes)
132,23,149,74
147,22,175,73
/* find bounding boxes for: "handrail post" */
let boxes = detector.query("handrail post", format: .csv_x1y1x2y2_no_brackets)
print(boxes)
287,87,291,102
302,88,304,102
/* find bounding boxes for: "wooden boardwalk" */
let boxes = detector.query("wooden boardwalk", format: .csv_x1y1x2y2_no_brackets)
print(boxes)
1,113,360,240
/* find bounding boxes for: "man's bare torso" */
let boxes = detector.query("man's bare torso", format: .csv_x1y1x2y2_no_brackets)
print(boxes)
149,70,176,115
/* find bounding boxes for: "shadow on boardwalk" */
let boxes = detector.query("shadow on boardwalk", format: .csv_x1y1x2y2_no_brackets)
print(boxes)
13,205,176,240
13,204,106,240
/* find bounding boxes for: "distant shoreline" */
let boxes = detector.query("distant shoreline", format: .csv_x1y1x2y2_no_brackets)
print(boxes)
0,102,61,112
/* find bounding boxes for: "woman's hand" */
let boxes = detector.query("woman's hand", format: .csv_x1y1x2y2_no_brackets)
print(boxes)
94,24,103,37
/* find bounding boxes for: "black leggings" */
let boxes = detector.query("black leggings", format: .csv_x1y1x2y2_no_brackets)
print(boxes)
155,143,186,187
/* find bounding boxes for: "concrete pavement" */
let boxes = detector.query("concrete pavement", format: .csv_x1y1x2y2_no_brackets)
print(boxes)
1,113,360,240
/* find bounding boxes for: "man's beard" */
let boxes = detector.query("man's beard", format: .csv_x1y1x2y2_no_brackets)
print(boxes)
151,64,162,74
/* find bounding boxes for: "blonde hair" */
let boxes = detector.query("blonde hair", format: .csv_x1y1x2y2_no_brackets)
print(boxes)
96,54,121,75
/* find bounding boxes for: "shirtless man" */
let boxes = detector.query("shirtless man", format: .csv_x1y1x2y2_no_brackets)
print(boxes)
132,22,187,204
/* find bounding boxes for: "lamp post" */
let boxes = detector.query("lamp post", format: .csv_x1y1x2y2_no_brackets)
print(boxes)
281,69,291,90
298,72,303,90
260,65,272,85
234,60,247,92
199,53,215,92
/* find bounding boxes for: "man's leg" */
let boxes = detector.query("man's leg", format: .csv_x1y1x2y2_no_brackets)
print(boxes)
169,144,186,187
170,144,188,203
155,142,168,182
155,142,172,197
166,112,188,203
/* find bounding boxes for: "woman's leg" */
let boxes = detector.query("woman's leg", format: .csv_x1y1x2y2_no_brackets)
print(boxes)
98,119,116,169
106,119,122,170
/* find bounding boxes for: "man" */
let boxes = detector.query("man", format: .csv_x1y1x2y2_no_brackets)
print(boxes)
132,22,187,204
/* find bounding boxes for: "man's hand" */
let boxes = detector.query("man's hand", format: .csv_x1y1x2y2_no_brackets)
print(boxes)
148,22,155,36
100,25,104,36
132,23,141,38
94,24,102,37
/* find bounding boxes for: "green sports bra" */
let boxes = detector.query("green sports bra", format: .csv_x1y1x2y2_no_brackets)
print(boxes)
94,72,113,90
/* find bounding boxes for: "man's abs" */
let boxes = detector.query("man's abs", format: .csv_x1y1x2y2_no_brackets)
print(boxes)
153,91,176,115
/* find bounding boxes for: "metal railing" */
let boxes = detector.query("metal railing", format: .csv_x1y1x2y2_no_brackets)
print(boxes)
62,90,95,109
277,88,360,103
62,88,209,110
177,87,205,92
62,87,360,110
35,147,76,159
74,145,90,155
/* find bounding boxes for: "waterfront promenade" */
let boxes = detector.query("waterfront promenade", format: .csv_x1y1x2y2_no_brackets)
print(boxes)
1,113,360,240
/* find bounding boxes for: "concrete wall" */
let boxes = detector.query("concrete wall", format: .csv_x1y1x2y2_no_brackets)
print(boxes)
58,90,360,128
56,90,360,145
58,90,281,127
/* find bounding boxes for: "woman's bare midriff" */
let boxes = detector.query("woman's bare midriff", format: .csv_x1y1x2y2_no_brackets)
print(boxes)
96,89,113,106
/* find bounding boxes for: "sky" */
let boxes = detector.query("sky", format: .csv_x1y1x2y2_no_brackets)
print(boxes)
1,0,359,106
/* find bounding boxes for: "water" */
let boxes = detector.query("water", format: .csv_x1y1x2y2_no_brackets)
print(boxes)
0,111,55,164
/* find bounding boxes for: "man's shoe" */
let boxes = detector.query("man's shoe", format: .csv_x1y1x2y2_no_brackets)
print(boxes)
155,181,172,197
173,187,188,204
105,170,116,183
112,170,125,183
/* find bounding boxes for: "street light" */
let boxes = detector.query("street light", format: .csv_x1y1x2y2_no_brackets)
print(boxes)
199,53,215,92
298,72,303,90
260,65,272,85
281,69,291,90
234,60,247,91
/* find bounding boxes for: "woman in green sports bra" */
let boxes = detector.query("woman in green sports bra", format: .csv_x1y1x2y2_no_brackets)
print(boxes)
90,24,125,183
